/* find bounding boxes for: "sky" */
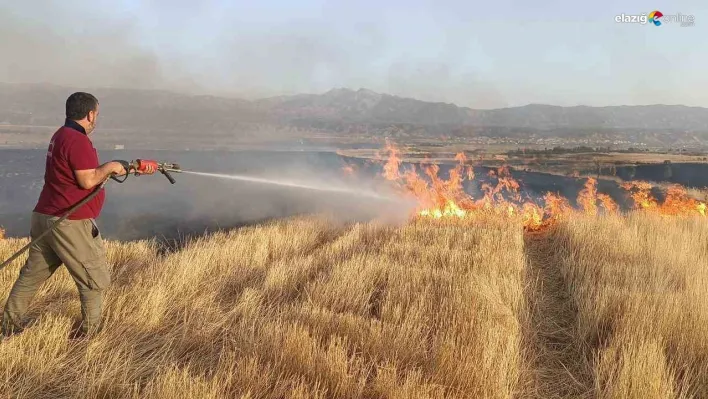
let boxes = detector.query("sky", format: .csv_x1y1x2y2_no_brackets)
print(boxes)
1,0,706,109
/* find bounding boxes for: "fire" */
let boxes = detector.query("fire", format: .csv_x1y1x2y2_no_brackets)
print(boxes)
544,192,572,217
597,194,619,213
617,182,707,216
382,140,402,181
621,181,658,211
466,166,475,181
376,142,706,230
577,178,619,215
420,200,467,219
659,184,706,216
521,203,544,231
577,178,599,215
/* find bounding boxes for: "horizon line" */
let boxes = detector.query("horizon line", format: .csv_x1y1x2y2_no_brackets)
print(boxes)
1,81,705,111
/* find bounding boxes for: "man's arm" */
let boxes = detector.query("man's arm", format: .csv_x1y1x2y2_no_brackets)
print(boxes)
74,161,127,190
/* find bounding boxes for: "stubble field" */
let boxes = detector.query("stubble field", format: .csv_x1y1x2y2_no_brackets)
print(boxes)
1,211,707,398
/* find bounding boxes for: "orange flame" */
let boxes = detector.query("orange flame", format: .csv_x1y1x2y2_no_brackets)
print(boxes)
382,140,402,181
544,192,572,218
466,165,475,181
378,142,706,230
598,194,619,213
454,152,467,164
621,181,659,211
660,184,706,216
577,178,598,215
578,178,618,215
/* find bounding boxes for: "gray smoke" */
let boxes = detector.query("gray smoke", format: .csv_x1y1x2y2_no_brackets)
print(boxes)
100,153,415,240
2,1,706,108
0,1,507,106
0,2,194,93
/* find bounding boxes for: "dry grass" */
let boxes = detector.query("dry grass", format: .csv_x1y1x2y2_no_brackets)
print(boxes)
0,216,531,398
546,213,708,399
0,213,706,398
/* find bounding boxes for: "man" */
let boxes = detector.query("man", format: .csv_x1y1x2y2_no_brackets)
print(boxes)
1,92,155,338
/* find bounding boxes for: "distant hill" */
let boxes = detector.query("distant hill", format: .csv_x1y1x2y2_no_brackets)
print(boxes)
256,88,472,126
2,83,708,145
260,88,708,131
472,103,708,131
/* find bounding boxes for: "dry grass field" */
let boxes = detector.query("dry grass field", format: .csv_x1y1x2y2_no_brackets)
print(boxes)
0,212,707,398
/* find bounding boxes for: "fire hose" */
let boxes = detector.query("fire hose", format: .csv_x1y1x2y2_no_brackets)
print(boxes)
0,160,181,271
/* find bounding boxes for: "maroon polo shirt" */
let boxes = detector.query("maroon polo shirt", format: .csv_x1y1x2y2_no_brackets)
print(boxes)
34,119,105,220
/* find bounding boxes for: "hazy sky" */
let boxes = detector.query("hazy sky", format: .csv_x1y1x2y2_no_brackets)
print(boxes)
1,0,706,108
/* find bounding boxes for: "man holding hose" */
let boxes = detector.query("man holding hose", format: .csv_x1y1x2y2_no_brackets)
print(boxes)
1,92,155,338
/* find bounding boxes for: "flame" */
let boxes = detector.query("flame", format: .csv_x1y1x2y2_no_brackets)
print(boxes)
377,142,706,230
620,182,706,217
597,194,619,213
577,178,599,216
382,140,402,181
544,192,572,220
576,178,619,215
420,200,467,219
521,203,544,231
342,164,355,176
659,184,706,216
466,165,475,181
621,181,658,211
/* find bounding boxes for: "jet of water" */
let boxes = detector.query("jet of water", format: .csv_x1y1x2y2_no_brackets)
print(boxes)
181,170,398,201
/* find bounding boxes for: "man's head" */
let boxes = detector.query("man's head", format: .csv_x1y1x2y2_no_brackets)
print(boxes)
66,92,99,135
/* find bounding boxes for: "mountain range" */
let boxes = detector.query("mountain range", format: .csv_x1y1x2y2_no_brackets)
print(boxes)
2,83,708,142
259,88,708,131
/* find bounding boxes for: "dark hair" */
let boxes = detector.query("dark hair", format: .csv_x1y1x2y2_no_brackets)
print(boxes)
65,92,99,120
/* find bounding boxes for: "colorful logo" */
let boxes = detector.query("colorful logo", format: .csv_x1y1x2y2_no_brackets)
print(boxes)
649,10,664,26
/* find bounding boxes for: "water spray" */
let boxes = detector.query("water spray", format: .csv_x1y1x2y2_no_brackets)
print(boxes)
181,170,397,201
1,158,406,271
118,161,396,201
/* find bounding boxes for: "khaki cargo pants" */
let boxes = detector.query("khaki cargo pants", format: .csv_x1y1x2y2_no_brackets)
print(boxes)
2,212,111,336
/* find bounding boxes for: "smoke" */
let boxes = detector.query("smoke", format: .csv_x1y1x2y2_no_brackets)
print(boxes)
385,62,509,109
2,2,706,110
0,1,197,93
0,1,377,98
0,0,507,106
98,150,414,240
0,146,417,241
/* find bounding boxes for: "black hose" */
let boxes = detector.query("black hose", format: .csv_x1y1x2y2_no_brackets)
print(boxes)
0,180,108,271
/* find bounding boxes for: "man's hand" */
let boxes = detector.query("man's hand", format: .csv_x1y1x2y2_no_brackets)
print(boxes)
75,161,128,189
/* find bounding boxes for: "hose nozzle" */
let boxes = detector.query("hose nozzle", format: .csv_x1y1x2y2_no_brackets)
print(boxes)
135,159,182,184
